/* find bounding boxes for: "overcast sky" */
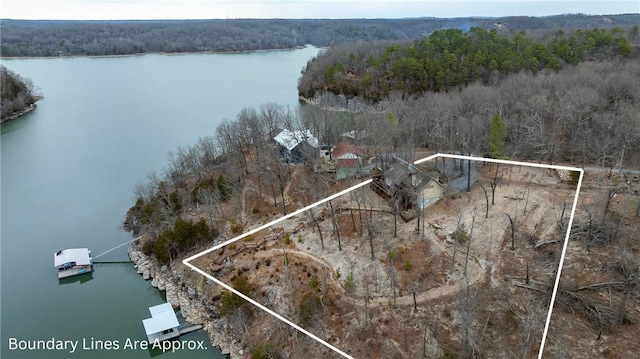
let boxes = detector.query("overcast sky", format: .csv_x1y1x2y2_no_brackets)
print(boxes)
1,1,638,20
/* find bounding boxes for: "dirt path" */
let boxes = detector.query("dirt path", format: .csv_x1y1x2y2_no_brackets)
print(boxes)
253,246,486,309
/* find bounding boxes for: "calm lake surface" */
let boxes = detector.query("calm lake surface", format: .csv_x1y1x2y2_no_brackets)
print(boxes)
1,46,319,358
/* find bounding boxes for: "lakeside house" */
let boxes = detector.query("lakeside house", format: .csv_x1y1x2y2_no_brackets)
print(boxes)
142,302,180,343
331,141,373,180
54,248,93,279
373,157,445,211
274,129,319,163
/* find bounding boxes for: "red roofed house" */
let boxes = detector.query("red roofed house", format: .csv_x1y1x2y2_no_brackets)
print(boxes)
332,142,371,180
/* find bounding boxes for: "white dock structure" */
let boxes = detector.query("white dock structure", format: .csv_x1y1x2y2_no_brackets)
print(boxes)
142,303,180,343
54,248,93,279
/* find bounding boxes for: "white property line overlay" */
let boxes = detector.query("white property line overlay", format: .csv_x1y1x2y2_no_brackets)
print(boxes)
183,153,583,359
415,153,584,359
184,179,373,359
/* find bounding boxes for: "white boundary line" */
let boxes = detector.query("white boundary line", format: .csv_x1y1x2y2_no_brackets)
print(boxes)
184,179,373,263
183,153,583,359
183,180,372,359
416,153,584,359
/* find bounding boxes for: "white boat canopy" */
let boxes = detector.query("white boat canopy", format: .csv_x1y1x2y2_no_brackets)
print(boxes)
54,248,92,267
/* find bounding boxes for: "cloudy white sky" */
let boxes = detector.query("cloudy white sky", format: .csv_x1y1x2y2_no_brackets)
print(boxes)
1,0,638,20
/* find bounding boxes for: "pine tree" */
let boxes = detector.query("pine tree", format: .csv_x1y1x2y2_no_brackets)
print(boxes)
488,114,507,158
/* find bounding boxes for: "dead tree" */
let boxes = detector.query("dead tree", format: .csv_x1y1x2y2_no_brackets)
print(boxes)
451,211,463,273
386,239,397,307
505,212,515,251
490,165,502,205
464,209,477,277
329,200,341,251
523,177,532,213
308,208,324,249
479,183,489,218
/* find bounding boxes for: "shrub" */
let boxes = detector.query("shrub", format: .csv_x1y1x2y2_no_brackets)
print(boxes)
335,268,341,280
345,271,355,292
403,260,413,271
601,348,613,358
569,170,580,187
229,218,243,234
220,275,253,315
284,232,291,245
310,274,319,291
442,346,459,359
216,174,232,200
454,223,470,244
298,292,322,326
153,235,171,264
443,307,452,319
142,241,153,256
251,341,281,359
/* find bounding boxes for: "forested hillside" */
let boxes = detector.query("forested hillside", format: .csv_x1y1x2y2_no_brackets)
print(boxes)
0,66,39,122
298,26,638,100
1,14,638,57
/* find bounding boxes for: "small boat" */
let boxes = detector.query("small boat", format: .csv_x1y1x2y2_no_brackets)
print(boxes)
54,248,93,279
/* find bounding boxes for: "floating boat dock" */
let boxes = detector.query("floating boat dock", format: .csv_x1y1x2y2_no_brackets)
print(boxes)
54,248,93,279
142,303,203,343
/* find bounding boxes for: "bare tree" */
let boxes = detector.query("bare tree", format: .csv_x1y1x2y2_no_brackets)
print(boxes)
328,200,341,251
308,208,324,249
505,212,516,251
464,208,477,276
479,183,489,218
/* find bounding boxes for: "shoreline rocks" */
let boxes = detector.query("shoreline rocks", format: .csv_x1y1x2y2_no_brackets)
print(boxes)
0,102,38,124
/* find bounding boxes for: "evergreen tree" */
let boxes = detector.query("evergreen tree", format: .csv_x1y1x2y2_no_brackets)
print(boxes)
489,114,507,158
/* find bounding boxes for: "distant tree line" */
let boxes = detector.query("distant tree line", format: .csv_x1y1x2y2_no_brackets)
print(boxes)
315,58,640,169
0,66,39,121
1,14,638,57
298,26,636,101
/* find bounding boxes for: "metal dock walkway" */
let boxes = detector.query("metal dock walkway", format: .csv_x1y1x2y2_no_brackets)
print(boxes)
178,324,202,335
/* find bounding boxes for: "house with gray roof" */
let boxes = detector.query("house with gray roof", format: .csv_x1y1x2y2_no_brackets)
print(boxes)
273,129,319,163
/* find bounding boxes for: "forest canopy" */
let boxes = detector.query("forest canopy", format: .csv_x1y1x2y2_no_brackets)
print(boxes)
297,26,637,101
1,14,638,57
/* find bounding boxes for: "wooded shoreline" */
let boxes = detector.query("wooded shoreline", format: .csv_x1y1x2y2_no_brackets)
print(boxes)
0,98,40,124
0,45,307,60
2,14,638,57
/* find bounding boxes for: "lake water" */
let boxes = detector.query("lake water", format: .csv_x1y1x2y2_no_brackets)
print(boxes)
1,46,319,359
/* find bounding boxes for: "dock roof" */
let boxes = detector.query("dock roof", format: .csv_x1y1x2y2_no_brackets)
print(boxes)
143,303,179,335
54,248,92,267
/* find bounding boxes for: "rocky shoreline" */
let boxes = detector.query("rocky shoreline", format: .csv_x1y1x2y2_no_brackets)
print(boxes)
127,243,245,357
0,102,38,124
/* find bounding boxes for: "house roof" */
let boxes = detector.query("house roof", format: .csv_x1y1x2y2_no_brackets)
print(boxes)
385,158,441,189
54,248,92,267
273,129,318,151
332,142,366,159
412,172,443,191
340,130,369,140
385,161,415,186
143,303,179,335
